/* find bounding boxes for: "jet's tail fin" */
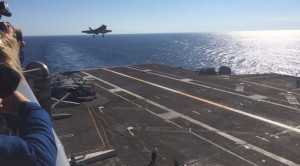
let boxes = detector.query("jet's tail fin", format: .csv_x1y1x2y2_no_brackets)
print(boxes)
89,27,92,31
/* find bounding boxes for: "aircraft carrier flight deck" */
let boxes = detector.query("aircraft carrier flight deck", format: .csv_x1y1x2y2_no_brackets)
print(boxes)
52,64,300,166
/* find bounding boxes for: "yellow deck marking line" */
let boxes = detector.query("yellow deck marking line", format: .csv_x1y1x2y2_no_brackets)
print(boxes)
82,71,298,166
86,104,105,149
125,66,298,111
103,68,300,134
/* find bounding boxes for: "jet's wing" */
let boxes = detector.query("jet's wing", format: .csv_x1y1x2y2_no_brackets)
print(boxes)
82,27,95,34
81,30,93,34
104,30,112,33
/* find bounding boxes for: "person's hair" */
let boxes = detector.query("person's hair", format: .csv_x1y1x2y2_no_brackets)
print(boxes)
0,30,22,80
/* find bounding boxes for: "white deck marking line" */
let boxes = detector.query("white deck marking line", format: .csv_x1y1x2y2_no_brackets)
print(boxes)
82,71,299,166
285,94,300,105
192,111,201,115
274,125,300,136
255,136,270,142
103,68,300,134
58,134,74,139
143,69,152,72
180,78,193,82
235,84,245,92
109,88,122,93
183,116,298,166
126,66,298,111
241,76,289,92
86,76,257,166
98,106,104,113
158,112,182,120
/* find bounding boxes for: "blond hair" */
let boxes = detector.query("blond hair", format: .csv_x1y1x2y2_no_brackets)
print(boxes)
0,30,22,80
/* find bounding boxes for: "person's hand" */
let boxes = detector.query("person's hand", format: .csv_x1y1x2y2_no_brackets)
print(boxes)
0,91,30,115
14,29,25,49
0,22,25,48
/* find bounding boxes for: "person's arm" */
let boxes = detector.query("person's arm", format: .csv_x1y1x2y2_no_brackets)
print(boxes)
0,92,57,166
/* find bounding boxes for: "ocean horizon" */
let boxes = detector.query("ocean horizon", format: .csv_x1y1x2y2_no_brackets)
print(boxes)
22,30,300,76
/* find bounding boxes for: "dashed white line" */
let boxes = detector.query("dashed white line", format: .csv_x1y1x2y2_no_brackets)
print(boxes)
192,111,201,115
126,66,299,111
82,71,300,166
103,68,300,134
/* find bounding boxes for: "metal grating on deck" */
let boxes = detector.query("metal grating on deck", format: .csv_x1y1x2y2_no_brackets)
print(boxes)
285,94,300,105
236,84,244,92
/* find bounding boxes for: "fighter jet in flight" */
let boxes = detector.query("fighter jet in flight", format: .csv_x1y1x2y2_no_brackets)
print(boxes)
82,24,112,37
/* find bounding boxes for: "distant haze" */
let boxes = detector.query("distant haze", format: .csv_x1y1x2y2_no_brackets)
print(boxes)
5,0,300,36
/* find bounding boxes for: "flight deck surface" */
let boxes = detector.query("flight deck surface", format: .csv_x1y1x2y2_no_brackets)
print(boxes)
53,64,300,166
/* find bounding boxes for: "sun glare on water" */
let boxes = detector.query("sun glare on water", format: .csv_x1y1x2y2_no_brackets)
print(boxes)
231,30,300,39
216,30,300,75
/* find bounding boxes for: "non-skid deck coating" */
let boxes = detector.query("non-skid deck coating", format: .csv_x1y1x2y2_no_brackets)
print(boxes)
53,64,300,166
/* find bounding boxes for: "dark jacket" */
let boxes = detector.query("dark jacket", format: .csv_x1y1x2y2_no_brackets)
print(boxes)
0,102,57,166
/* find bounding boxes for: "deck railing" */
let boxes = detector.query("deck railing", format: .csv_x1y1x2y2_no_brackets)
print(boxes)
19,61,69,166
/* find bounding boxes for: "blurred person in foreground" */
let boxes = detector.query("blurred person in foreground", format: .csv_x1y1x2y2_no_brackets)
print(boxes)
0,22,57,166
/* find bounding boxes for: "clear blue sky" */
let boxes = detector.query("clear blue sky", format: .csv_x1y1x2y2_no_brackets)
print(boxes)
4,0,300,36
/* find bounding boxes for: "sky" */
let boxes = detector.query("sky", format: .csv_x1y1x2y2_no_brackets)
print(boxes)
3,0,300,36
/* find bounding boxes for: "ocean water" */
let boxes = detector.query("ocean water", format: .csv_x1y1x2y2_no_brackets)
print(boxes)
22,31,300,75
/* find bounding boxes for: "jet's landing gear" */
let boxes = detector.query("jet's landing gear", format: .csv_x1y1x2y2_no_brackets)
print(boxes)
102,34,104,37
93,35,95,38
